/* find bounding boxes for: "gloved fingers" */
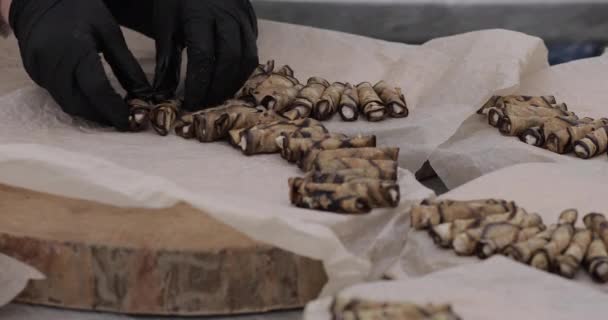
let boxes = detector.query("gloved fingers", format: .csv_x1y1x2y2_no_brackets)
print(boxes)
243,0,259,38
96,20,153,100
153,40,183,102
237,11,260,89
74,51,133,131
152,0,183,101
62,89,114,127
203,15,245,107
45,69,112,127
182,13,216,111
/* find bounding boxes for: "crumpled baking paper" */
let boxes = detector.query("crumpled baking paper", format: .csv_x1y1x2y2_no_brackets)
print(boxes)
389,162,608,293
0,20,548,296
430,55,608,189
304,256,608,320
0,253,44,307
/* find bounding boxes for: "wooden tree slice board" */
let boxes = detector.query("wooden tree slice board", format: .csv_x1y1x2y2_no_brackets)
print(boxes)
0,184,327,316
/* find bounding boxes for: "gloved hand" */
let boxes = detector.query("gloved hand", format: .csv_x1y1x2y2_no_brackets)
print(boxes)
10,0,153,131
104,0,259,111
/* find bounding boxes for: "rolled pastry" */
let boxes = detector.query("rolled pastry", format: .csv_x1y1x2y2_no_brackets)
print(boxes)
451,209,540,257
583,213,608,247
256,84,303,113
516,226,547,243
357,82,388,122
289,177,371,214
280,134,376,163
278,133,347,162
314,158,398,176
529,223,575,272
331,297,460,320
339,83,360,122
455,225,543,258
251,66,300,111
558,208,579,225
149,100,181,136
313,82,346,121
235,60,275,101
503,226,557,264
477,96,502,115
430,209,541,249
283,77,330,120
478,95,558,115
499,115,553,136
500,102,573,120
555,229,593,279
460,222,521,257
276,65,295,77
238,118,328,155
192,100,272,142
127,98,152,132
546,118,608,154
501,95,558,109
173,108,207,139
410,199,517,230
487,107,505,128
289,178,401,212
374,80,409,118
520,127,543,146
310,167,398,184
430,219,480,248
476,211,545,258
573,126,608,159
585,235,608,283
520,116,579,147
304,147,400,172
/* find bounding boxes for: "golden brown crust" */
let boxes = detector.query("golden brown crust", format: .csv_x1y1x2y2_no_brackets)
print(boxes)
374,81,409,118
546,118,608,154
192,100,276,142
357,82,387,122
313,82,346,121
573,126,608,159
339,83,360,122
410,199,517,230
150,100,181,136
313,158,398,176
238,118,328,155
283,77,330,120
331,297,460,320
280,134,376,164
127,99,152,132
304,147,400,172
556,229,593,279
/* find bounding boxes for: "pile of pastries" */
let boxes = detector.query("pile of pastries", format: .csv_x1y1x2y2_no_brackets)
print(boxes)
412,199,608,283
125,61,410,214
478,95,608,159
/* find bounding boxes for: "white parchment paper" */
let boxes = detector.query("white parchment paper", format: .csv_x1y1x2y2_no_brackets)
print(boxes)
430,55,608,189
304,256,608,320
0,20,549,296
0,253,44,307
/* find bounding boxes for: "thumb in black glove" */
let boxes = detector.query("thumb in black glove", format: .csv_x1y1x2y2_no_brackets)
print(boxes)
10,0,153,131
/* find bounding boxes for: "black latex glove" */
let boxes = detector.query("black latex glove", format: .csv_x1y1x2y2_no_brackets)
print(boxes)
10,0,153,131
104,0,259,111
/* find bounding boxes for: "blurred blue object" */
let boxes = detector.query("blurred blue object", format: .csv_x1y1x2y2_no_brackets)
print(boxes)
547,42,605,65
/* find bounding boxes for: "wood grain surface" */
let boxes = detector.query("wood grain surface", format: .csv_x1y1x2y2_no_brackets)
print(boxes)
0,184,327,316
